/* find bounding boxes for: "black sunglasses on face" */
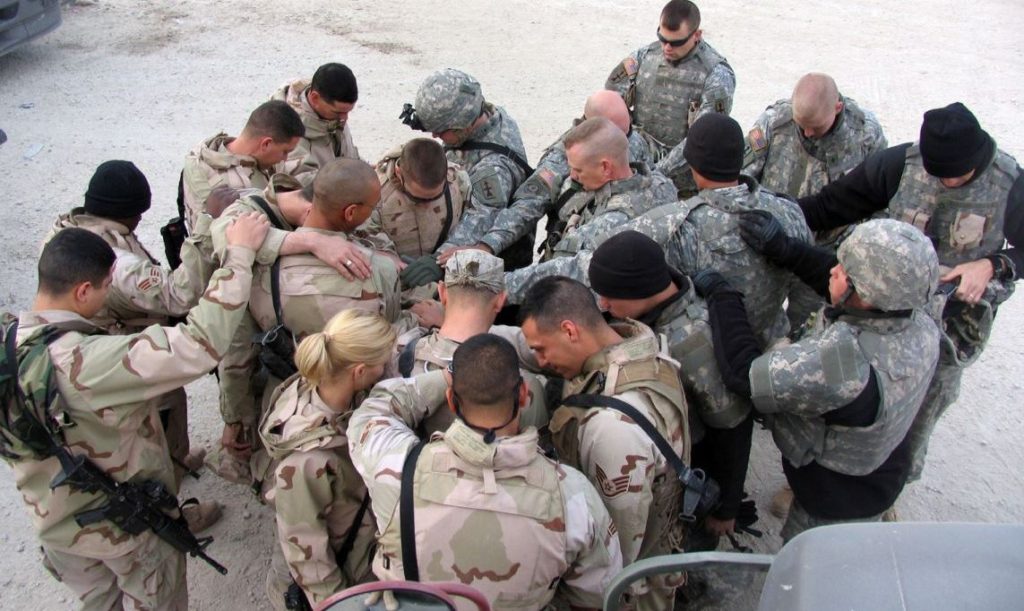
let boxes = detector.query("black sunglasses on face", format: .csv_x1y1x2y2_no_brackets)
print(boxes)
657,29,695,47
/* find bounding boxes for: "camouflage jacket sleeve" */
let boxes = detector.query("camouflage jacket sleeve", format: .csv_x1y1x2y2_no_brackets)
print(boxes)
741,109,775,181
182,158,220,229
217,311,260,425
604,47,644,99
103,249,202,318
177,213,219,293
663,221,702,276
347,371,449,529
441,156,519,250
558,468,624,608
212,199,289,266
697,63,736,122
480,146,568,254
62,246,257,408
274,449,346,604
504,250,595,304
749,323,870,417
578,395,661,564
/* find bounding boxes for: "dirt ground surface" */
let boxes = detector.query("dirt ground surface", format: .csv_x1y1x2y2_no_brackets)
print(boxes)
1,1,1023,609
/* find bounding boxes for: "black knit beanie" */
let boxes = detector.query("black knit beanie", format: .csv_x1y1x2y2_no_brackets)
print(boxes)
588,231,672,299
84,160,152,218
919,102,990,178
683,113,744,182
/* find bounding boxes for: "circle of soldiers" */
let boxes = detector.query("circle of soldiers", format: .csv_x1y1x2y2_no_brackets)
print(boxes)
4,0,1021,609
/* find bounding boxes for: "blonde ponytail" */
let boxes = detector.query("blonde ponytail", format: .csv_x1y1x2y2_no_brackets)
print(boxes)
294,309,396,386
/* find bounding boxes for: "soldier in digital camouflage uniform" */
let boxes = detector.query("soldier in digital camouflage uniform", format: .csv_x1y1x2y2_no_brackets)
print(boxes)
182,100,304,232
261,310,396,610
399,68,534,278
798,102,1024,482
43,160,218,528
506,114,811,350
10,216,268,610
743,73,888,335
273,63,361,183
500,117,677,302
608,0,735,198
400,251,548,435
462,90,653,261
520,276,688,610
367,137,471,259
587,231,753,544
206,164,404,482
348,335,623,610
697,216,941,541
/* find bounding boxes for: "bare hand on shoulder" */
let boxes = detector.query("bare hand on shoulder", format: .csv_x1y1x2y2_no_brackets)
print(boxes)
226,212,270,250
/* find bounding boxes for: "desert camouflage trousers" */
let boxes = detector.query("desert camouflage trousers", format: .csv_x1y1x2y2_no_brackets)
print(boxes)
42,531,187,611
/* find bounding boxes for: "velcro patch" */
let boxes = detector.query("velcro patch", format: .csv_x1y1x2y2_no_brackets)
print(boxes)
749,127,767,152
473,171,505,206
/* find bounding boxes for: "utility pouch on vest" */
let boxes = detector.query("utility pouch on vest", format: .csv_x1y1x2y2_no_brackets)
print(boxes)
939,294,995,367
561,393,719,522
160,171,189,270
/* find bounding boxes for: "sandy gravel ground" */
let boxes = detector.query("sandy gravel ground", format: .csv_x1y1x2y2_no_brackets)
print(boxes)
1,1,1022,609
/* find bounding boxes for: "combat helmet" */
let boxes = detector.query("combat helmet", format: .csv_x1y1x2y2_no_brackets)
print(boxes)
837,219,939,311
413,69,484,133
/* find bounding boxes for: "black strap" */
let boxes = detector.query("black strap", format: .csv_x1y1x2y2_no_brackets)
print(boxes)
429,182,455,254
400,440,427,581
459,141,534,176
397,336,421,378
561,393,714,520
334,491,371,571
250,195,287,230
176,170,187,222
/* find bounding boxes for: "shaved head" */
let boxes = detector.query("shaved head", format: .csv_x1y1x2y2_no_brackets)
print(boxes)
583,90,631,135
313,158,381,215
791,73,843,138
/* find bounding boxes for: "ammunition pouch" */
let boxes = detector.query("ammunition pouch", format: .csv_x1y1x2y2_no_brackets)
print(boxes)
254,324,297,381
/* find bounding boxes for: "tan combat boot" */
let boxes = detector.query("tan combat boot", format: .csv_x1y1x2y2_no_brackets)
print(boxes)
770,485,794,519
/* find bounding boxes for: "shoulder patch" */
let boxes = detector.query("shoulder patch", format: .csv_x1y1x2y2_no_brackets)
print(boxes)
714,99,727,113
472,171,505,206
136,267,163,293
623,57,639,77
749,127,768,152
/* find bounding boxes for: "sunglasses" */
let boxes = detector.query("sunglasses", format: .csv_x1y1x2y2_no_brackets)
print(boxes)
657,29,696,48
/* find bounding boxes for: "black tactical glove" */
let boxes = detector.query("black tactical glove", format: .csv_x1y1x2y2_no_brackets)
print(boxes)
739,209,793,262
691,270,733,299
400,255,444,289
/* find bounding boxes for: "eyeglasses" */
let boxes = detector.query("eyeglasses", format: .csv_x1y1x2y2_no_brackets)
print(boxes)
657,29,696,48
398,173,447,204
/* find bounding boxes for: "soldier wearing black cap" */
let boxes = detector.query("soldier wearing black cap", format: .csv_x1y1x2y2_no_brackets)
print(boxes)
42,160,222,531
798,102,1024,482
589,231,754,543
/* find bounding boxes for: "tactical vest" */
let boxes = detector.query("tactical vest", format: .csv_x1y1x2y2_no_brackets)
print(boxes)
754,311,940,476
548,323,689,555
760,100,878,198
378,424,569,611
633,41,729,148
375,147,469,257
889,145,1019,267
657,287,752,432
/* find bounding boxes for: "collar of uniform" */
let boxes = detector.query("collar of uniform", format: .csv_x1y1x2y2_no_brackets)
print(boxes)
667,38,706,67
16,310,104,342
66,208,132,236
698,174,757,210
442,418,539,469
641,268,695,329
299,85,342,135
201,133,259,170
576,319,658,378
826,306,915,333
261,377,350,458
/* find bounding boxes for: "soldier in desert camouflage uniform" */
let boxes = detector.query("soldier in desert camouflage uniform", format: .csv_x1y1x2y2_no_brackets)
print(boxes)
697,216,941,541
43,160,218,528
261,310,396,610
368,137,471,259
272,62,361,182
743,73,888,334
349,334,623,610
587,231,753,543
399,68,534,279
499,118,677,301
798,102,1024,482
182,100,304,231
9,215,268,610
519,276,688,610
400,251,548,434
207,163,402,481
453,90,653,262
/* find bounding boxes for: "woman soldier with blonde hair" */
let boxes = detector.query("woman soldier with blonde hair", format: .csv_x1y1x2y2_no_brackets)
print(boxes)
260,309,396,610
